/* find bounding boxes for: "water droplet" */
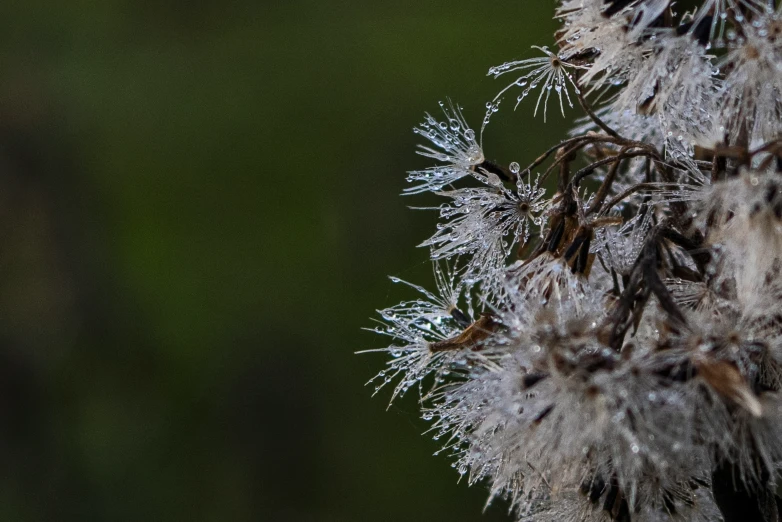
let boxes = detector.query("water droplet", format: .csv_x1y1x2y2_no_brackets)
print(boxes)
509,162,520,174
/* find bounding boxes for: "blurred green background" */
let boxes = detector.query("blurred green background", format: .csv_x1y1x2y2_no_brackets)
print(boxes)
0,1,568,521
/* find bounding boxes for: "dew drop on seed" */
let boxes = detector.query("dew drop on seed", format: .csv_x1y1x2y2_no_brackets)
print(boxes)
487,173,502,186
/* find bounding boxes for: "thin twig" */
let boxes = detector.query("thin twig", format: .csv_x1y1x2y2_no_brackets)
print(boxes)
571,150,656,187
586,148,626,215
598,182,660,215
576,86,621,139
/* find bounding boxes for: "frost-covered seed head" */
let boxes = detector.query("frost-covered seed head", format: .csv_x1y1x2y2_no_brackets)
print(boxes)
363,1,782,520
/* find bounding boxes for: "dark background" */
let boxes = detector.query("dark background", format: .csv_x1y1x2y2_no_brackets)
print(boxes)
0,1,569,520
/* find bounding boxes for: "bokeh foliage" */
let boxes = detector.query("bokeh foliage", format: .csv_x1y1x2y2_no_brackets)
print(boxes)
0,1,566,520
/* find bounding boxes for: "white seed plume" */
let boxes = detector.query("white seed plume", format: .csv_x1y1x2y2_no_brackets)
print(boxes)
363,1,782,521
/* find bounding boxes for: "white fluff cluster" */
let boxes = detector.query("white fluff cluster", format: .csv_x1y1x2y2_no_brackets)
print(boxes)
363,1,782,521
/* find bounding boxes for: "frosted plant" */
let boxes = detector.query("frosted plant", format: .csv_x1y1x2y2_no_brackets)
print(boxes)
419,170,548,283
489,46,584,121
405,100,485,194
362,1,782,521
